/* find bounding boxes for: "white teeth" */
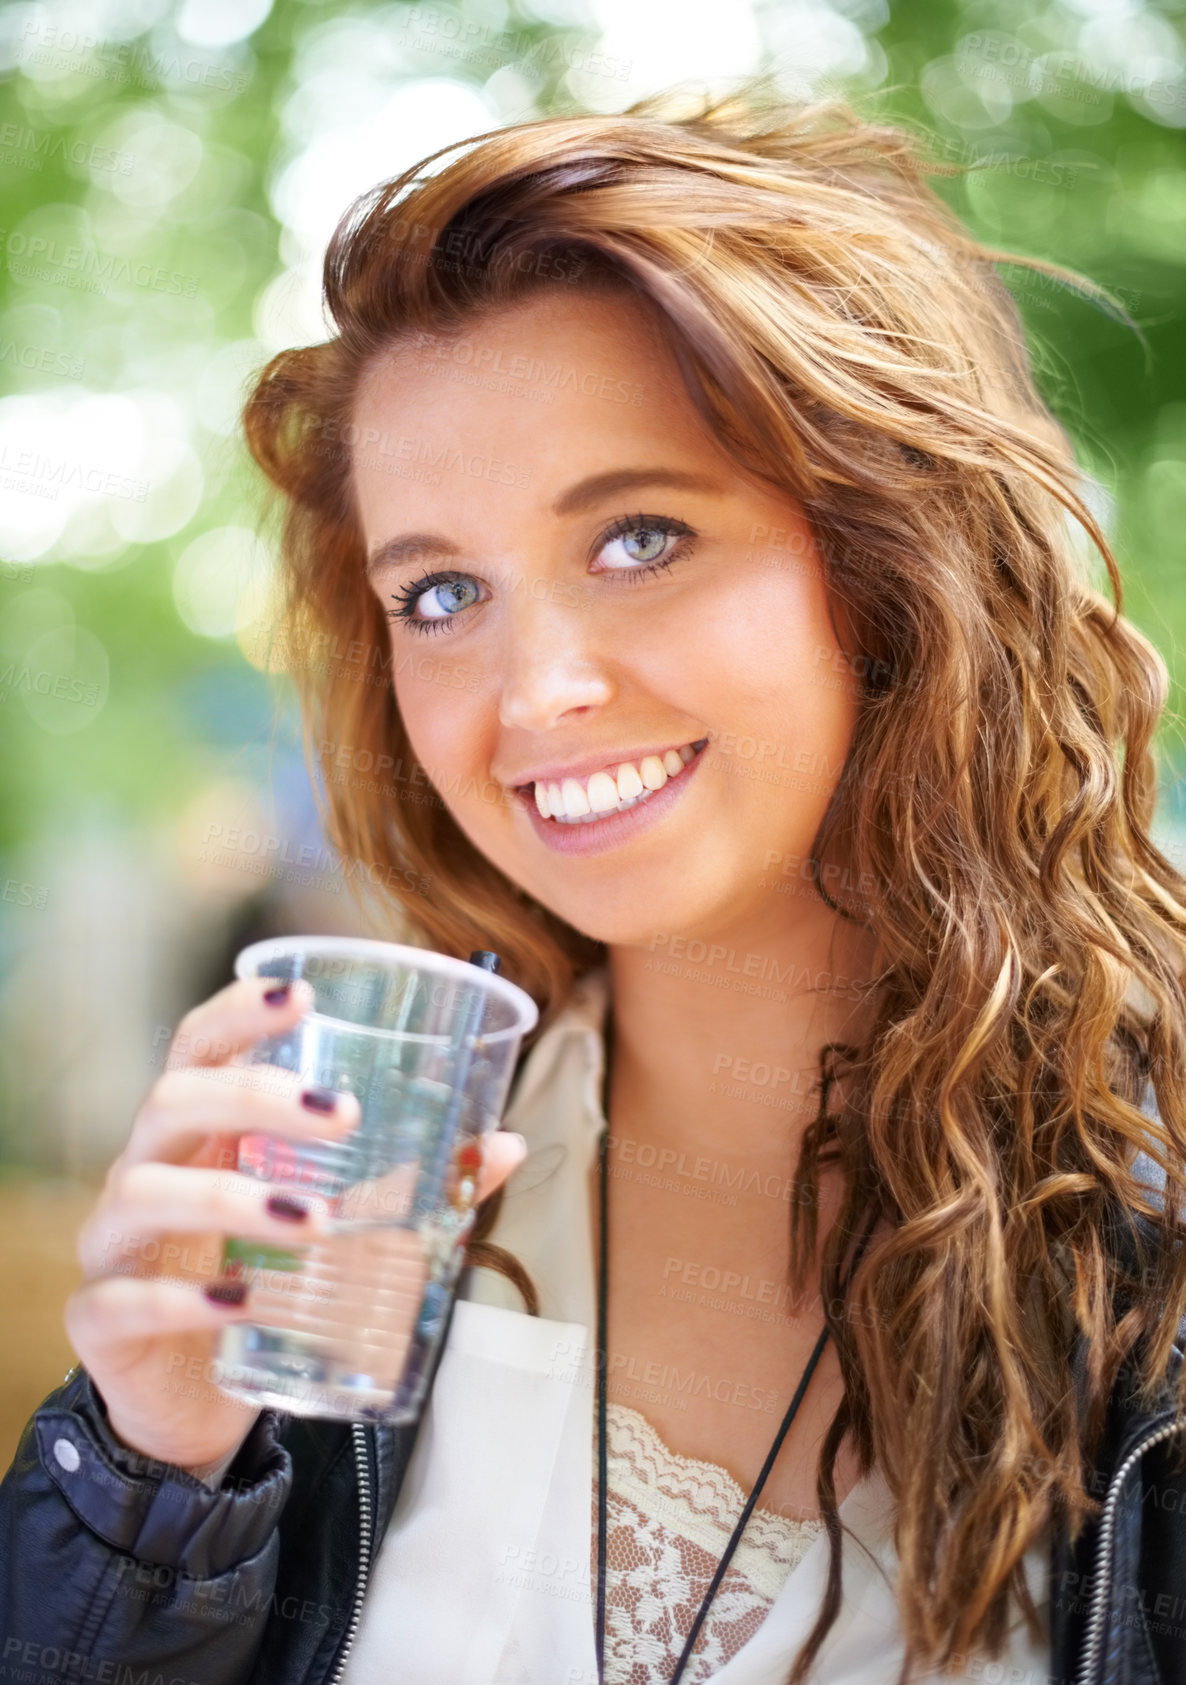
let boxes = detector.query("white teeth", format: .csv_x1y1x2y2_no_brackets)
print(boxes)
559,777,590,817
553,787,658,824
586,770,620,814
527,739,705,823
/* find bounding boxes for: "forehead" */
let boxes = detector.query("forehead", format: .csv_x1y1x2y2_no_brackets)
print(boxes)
355,282,672,405
348,286,736,523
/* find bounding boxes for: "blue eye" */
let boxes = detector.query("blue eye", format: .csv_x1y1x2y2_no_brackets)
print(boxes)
597,514,693,576
386,572,484,636
385,512,695,636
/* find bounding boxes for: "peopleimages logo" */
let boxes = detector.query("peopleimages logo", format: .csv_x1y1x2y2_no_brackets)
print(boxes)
0,1639,209,1684
644,933,866,1002
0,230,198,296
0,442,147,502
411,332,644,406
17,19,253,94
196,822,433,898
0,660,102,707
0,338,84,378
0,123,134,174
302,413,530,485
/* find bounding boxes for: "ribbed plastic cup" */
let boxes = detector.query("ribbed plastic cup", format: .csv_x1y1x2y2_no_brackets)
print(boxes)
212,936,537,1423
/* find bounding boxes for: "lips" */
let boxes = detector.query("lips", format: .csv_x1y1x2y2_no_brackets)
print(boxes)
522,737,709,824
516,739,709,857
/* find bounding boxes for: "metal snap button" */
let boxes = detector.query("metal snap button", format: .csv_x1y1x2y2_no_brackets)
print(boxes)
53,1437,81,1473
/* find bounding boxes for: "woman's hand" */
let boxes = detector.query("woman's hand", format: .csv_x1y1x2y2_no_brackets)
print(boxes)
64,975,528,1476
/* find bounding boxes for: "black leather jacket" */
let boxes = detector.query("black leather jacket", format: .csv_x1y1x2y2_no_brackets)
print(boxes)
2,1240,1184,1684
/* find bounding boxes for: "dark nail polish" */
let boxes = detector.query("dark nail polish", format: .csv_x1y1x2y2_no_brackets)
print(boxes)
263,982,292,1006
203,1279,248,1307
300,1085,339,1114
267,1193,310,1222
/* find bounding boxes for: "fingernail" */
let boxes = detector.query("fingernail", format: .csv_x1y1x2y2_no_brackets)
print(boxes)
300,1085,339,1114
267,1193,310,1222
263,982,292,1006
204,1279,249,1306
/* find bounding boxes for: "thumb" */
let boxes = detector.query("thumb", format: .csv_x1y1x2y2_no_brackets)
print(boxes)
474,1130,529,1202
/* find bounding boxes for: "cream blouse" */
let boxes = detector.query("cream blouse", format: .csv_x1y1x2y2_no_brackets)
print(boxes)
337,964,1051,1684
600,1399,825,1683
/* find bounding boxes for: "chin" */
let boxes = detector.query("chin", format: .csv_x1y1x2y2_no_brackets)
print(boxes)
534,881,723,954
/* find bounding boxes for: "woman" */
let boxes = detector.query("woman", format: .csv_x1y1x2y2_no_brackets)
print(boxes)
3,85,1186,1685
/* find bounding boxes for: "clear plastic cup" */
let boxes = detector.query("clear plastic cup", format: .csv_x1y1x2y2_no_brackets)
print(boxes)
213,936,538,1423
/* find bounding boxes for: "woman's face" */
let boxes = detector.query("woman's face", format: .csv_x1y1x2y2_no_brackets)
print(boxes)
353,284,862,948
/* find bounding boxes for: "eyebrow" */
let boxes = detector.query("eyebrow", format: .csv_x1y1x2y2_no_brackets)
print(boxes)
364,467,726,578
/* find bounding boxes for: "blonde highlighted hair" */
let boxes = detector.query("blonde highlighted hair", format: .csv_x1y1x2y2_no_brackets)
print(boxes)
241,82,1186,1682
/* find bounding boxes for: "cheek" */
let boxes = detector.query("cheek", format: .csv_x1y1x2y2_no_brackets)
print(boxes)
391,659,496,822
671,566,853,714
395,676,464,774
682,574,859,800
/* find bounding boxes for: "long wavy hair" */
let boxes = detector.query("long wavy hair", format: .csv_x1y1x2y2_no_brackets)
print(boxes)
240,81,1186,1682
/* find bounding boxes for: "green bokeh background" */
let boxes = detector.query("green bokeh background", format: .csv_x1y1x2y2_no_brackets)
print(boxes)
1,0,1184,1174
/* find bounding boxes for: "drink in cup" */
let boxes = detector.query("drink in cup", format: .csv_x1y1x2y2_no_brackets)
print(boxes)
213,936,538,1422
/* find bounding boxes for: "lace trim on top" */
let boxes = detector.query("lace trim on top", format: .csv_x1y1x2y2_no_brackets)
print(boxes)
595,1401,825,1684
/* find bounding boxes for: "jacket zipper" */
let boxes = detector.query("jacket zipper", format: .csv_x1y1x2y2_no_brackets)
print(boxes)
326,1424,374,1685
1074,1414,1185,1685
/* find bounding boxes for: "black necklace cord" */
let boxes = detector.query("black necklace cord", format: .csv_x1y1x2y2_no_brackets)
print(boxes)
595,1122,610,1682
668,1318,831,1684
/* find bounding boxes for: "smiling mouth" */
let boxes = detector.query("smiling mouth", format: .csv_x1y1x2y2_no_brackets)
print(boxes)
519,737,709,825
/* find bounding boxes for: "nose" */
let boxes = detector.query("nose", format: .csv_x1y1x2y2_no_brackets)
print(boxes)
495,585,615,735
